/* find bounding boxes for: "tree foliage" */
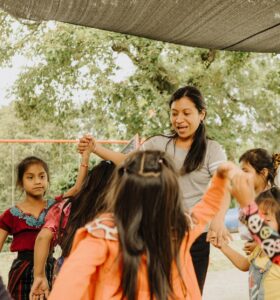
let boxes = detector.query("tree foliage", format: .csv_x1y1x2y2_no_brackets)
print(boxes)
0,10,280,211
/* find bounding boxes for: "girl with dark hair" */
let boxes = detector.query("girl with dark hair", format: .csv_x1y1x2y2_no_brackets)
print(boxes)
0,151,90,300
237,148,280,254
215,172,280,300
29,159,115,299
48,150,237,300
78,86,228,293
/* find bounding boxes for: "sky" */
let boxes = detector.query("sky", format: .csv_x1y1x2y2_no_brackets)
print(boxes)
0,55,27,107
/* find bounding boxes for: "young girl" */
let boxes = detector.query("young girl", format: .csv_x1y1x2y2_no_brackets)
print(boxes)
0,151,90,300
238,148,280,254
30,160,115,299
217,178,280,300
78,86,228,293
48,150,238,300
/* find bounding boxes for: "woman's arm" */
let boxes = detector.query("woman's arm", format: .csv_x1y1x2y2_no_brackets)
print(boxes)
78,135,127,165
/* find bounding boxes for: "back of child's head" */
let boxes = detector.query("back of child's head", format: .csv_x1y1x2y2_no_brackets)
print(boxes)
16,156,50,189
256,187,280,234
239,148,278,186
61,160,116,257
106,150,188,300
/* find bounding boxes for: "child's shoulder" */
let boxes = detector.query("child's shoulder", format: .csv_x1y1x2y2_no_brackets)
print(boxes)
0,207,14,218
85,213,118,241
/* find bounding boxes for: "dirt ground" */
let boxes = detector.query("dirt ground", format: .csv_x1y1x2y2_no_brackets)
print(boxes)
0,234,249,299
204,234,249,300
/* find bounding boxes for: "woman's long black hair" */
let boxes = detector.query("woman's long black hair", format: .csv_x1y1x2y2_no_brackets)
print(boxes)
59,160,115,257
106,150,189,300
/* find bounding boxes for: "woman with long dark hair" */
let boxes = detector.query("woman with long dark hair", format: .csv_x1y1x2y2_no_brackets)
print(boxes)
78,86,228,293
49,150,237,300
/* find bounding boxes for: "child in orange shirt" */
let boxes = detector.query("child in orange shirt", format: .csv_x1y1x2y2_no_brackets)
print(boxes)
49,150,238,300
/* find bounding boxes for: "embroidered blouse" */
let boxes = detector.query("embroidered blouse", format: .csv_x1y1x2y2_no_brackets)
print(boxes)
0,199,56,252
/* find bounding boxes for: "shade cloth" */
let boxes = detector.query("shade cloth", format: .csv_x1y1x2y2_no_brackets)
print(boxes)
0,0,280,53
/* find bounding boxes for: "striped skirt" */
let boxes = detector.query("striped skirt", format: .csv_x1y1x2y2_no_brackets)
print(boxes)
8,251,54,300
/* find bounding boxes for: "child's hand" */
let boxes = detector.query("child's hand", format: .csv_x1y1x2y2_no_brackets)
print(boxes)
78,134,97,154
208,233,228,249
230,172,255,208
216,161,240,180
207,221,232,248
243,241,257,256
29,276,49,299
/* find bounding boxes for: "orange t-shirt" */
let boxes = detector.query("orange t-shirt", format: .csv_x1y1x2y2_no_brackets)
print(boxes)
49,175,227,300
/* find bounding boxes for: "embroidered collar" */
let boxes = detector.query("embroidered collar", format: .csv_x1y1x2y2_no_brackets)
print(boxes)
86,215,118,241
10,199,56,228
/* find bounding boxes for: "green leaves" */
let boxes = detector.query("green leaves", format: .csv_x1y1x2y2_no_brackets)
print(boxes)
0,10,280,212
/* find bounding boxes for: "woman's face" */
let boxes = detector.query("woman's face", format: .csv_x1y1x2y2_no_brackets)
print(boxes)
240,161,266,194
170,97,205,141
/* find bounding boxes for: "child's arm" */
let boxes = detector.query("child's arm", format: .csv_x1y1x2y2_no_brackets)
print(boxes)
78,134,127,166
188,162,239,245
63,148,91,198
220,243,250,272
0,229,8,252
30,228,54,299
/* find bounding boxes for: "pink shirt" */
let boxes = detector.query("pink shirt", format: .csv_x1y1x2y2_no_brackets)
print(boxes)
43,199,71,247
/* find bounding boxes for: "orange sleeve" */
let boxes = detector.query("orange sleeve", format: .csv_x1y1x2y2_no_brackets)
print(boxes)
188,175,227,245
49,228,108,300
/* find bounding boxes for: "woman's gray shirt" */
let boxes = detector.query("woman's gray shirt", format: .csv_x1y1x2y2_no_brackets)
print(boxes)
140,136,227,210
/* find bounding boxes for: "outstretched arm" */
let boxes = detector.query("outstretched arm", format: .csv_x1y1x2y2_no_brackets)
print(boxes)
30,228,54,299
63,147,91,198
78,135,127,166
189,162,240,244
207,191,232,248
220,243,250,271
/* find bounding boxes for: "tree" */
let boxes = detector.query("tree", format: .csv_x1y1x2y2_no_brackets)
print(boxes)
1,10,280,157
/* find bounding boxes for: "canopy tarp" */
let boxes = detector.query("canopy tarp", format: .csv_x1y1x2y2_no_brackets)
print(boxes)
0,0,280,53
